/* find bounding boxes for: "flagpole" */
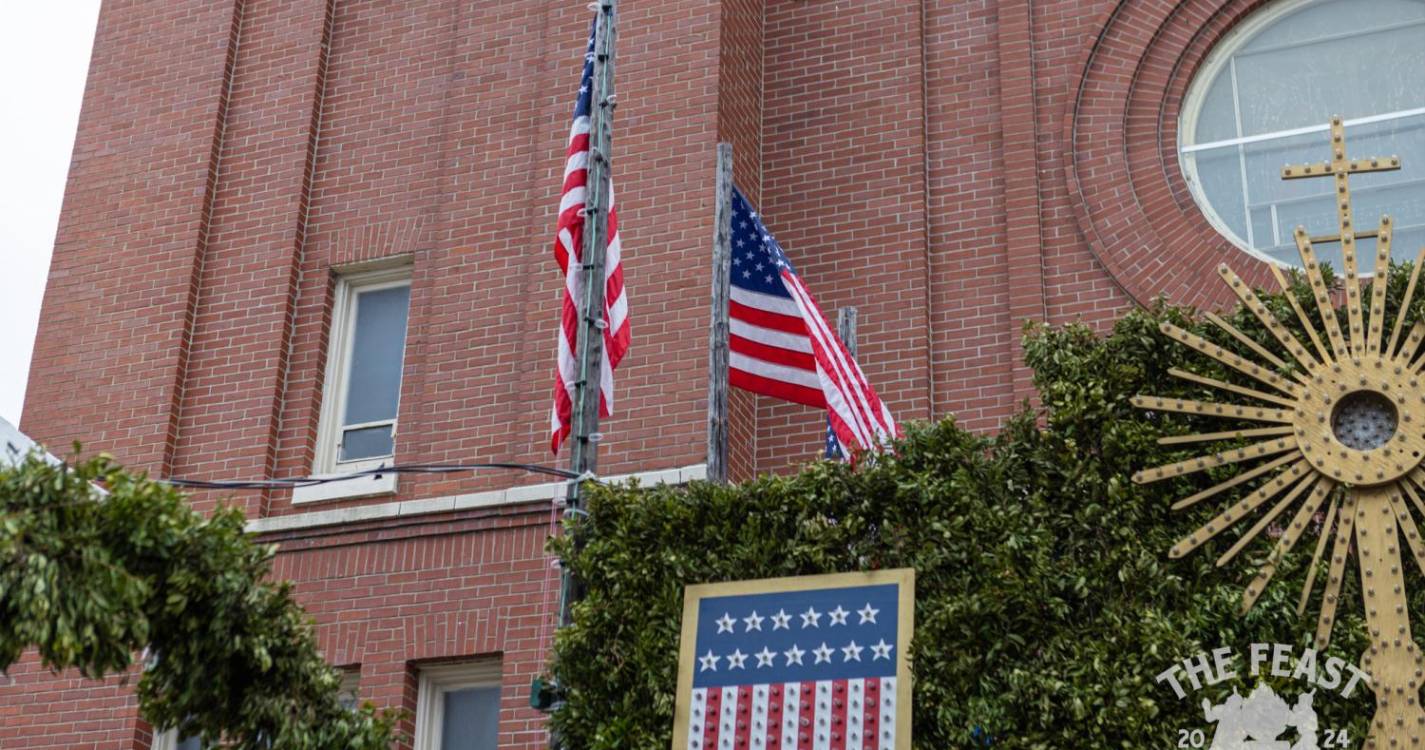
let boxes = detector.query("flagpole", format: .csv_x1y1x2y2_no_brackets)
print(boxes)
558,0,616,612
706,143,733,484
544,2,617,746
825,307,858,458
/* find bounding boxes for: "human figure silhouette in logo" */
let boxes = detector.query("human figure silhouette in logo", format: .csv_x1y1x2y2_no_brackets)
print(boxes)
1202,685,1319,749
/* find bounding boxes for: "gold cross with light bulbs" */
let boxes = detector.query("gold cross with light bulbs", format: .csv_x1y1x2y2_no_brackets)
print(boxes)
1135,116,1425,748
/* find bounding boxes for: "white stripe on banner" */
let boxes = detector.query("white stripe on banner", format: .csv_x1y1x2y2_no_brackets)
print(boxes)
813,681,832,750
730,352,823,390
720,686,738,750
878,677,896,750
781,683,800,750
846,679,864,750
688,688,707,750
731,285,803,318
750,684,770,750
729,318,813,354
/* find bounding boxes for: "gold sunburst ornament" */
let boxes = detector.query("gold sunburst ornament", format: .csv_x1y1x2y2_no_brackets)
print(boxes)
1134,117,1425,746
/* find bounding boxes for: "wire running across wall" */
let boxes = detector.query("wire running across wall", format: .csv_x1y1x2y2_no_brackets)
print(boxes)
162,462,592,491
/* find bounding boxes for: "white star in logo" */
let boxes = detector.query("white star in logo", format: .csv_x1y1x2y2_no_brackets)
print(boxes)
739,220,749,229
857,603,879,624
742,269,751,278
699,650,720,672
813,642,834,664
800,607,821,628
764,275,773,283
784,644,805,666
727,649,748,669
828,606,849,626
716,613,735,633
841,641,863,662
732,255,742,265
743,611,765,632
871,639,893,660
755,647,776,668
750,211,758,218
771,609,791,630
754,262,764,272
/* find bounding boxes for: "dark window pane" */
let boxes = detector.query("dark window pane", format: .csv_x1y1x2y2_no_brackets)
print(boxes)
175,736,203,750
441,686,500,750
340,425,394,462
343,285,410,426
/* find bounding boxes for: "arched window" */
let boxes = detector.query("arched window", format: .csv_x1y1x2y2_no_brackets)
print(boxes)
1179,0,1425,270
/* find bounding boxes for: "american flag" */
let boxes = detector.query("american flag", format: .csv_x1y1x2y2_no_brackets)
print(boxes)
680,578,909,750
727,187,898,458
550,19,630,454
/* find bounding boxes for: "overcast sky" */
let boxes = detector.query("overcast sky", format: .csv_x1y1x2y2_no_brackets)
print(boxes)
0,3,102,425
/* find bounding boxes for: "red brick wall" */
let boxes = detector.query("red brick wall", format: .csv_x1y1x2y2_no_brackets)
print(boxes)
12,0,1287,745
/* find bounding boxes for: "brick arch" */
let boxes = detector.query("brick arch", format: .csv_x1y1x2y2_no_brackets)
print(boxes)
1063,0,1289,311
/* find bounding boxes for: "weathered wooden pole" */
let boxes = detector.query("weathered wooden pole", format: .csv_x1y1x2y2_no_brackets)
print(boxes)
706,143,733,484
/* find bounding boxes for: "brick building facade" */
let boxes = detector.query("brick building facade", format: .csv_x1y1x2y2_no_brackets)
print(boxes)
2,0,1349,747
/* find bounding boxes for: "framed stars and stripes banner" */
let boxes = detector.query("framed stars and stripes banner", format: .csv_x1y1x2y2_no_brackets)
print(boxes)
672,569,914,750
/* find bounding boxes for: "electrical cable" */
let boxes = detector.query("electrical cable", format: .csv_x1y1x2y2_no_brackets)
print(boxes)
161,461,592,491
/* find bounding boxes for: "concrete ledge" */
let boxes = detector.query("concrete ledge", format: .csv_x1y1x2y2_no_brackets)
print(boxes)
246,463,708,534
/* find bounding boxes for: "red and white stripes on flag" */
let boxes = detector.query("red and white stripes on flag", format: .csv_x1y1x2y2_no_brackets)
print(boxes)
726,187,899,458
550,21,630,454
686,678,898,750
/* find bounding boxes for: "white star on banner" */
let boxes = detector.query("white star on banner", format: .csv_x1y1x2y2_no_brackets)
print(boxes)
841,641,863,662
813,643,834,664
857,603,879,624
771,609,791,630
743,611,764,632
727,649,748,669
829,606,849,626
871,639,893,660
700,650,720,672
801,607,821,628
784,644,805,666
716,613,735,633
755,647,775,668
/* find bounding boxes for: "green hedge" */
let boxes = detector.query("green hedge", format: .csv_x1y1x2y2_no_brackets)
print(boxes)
546,266,1425,748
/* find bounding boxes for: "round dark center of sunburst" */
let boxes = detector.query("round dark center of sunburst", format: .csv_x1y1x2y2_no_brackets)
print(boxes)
1331,390,1398,451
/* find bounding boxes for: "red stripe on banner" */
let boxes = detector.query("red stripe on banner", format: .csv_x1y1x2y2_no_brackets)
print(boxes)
730,334,818,372
730,369,827,408
861,679,879,750
730,300,809,336
705,686,724,750
797,681,815,750
766,683,785,750
830,680,848,750
735,685,754,750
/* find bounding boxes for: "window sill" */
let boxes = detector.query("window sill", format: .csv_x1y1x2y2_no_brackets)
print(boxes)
291,472,398,504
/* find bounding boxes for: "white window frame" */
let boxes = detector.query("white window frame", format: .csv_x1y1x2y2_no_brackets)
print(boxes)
414,660,503,750
296,263,413,504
